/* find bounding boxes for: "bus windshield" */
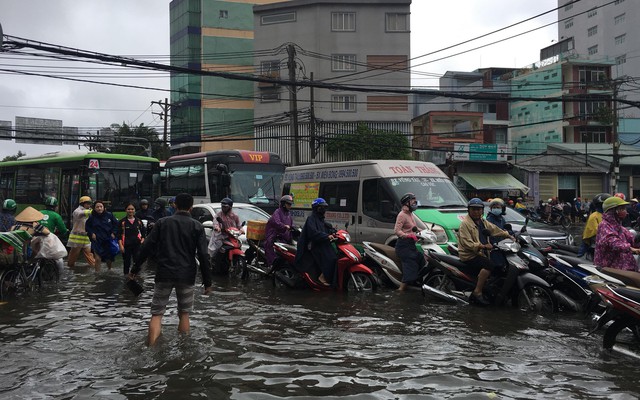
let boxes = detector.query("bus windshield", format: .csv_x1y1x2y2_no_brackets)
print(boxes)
385,176,467,208
228,163,284,205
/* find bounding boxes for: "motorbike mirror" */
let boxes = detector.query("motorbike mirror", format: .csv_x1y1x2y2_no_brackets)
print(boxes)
412,226,419,232
345,222,349,229
503,224,512,232
202,221,214,230
241,221,247,227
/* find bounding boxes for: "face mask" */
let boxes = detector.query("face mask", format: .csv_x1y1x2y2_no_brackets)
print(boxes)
410,204,418,211
490,208,502,216
316,207,326,216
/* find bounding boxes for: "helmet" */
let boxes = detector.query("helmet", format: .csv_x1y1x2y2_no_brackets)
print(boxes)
79,196,92,204
517,197,523,202
488,198,504,208
2,198,17,211
154,197,167,208
221,197,233,207
400,192,416,206
614,192,626,200
603,196,629,213
592,193,611,210
140,199,149,206
312,198,328,209
548,198,552,203
169,197,176,204
280,195,294,206
468,198,484,209
508,199,514,206
44,196,58,207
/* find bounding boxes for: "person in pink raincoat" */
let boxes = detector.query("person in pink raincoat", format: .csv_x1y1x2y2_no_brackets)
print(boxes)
595,196,640,271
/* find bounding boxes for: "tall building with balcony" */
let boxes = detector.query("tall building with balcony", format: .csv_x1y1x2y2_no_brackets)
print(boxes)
252,0,412,164
169,0,286,155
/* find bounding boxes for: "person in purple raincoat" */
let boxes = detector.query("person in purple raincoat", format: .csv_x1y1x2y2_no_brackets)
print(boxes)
595,196,640,271
264,195,294,268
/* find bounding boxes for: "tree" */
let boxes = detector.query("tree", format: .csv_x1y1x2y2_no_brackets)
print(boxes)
86,123,166,159
325,123,411,160
1,151,26,162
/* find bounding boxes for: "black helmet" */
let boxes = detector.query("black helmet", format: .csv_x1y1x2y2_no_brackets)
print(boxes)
154,197,167,208
280,195,293,206
400,192,416,206
592,193,611,210
221,197,233,207
140,199,149,206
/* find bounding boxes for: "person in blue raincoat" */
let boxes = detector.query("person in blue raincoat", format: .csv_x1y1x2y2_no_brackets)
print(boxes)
85,200,118,271
295,198,336,286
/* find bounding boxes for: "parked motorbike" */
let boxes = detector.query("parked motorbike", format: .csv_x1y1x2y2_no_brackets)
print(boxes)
587,276,640,350
362,227,444,289
274,224,378,292
211,217,247,278
422,236,556,313
245,227,300,279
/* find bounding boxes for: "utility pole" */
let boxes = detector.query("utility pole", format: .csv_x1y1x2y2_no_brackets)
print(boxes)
151,98,171,160
287,44,300,166
611,80,620,194
309,72,316,164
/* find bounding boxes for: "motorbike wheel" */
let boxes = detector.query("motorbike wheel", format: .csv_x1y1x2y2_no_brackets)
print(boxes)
603,318,631,350
273,266,297,288
346,272,375,292
424,272,456,293
517,284,556,314
229,257,248,281
560,217,572,229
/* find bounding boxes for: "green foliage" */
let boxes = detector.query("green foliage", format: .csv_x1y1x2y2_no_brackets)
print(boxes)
88,123,167,159
2,151,26,162
593,106,615,125
325,123,411,160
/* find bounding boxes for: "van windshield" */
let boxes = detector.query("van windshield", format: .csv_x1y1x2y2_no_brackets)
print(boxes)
385,177,467,208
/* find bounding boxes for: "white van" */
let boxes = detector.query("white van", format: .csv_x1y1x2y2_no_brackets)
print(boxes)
283,160,469,250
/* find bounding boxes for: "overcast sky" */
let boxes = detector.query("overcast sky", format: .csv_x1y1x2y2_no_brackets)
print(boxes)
0,0,558,158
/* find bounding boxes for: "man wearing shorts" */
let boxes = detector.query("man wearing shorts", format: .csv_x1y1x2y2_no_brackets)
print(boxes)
130,193,213,346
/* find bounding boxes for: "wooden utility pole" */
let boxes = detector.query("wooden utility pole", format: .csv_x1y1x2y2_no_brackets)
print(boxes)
287,44,300,166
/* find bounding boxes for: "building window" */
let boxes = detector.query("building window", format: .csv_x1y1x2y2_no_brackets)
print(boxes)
331,54,356,71
588,26,597,37
564,2,573,11
260,60,281,78
564,19,573,29
386,13,410,32
260,91,281,103
331,95,356,112
219,10,228,19
588,45,598,55
614,14,625,25
331,12,356,31
615,34,626,45
587,8,597,18
615,0,625,4
261,12,296,25
616,54,627,65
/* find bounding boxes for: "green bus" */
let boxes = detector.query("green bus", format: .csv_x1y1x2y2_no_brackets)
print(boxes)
0,151,161,225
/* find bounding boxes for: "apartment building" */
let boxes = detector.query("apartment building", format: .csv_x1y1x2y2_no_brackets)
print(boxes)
252,0,412,164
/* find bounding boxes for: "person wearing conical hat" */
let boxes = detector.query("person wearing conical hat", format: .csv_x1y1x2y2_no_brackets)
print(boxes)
67,196,95,268
11,206,50,236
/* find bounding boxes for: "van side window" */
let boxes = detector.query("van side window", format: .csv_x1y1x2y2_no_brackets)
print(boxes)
362,178,397,223
320,181,358,212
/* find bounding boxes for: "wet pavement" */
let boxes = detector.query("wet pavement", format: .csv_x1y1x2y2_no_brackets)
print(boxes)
1,261,639,399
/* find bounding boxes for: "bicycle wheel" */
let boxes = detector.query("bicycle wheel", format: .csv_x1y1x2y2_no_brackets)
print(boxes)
0,269,20,300
38,259,60,283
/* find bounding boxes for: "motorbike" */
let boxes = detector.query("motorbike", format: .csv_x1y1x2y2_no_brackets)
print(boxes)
587,275,640,350
245,227,301,279
537,205,572,229
362,227,444,289
422,235,556,313
273,224,378,292
211,217,247,278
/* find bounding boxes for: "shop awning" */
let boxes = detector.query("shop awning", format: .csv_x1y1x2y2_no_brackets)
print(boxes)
458,173,529,194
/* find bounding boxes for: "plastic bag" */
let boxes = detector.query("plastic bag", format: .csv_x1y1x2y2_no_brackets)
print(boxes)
109,237,120,257
33,234,68,259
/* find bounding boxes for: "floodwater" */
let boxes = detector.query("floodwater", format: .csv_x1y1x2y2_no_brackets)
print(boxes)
1,262,640,399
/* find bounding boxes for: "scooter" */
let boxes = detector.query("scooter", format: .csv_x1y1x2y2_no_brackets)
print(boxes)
422,237,556,313
211,217,247,278
587,276,640,350
362,227,444,289
245,227,300,279
274,224,378,292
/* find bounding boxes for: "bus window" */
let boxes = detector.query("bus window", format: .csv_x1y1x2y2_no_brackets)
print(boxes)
362,178,398,223
0,172,14,201
319,181,358,212
229,164,283,205
166,165,206,197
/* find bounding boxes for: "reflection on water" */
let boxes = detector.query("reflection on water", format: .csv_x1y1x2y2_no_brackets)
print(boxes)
0,265,639,399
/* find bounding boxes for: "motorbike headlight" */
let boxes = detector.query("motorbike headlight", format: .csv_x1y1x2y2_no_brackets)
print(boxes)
498,240,521,253
428,224,449,244
344,233,351,242
523,251,544,266
521,234,533,245
418,229,437,244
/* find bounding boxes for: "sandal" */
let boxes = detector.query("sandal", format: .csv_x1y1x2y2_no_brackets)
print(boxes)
318,275,330,286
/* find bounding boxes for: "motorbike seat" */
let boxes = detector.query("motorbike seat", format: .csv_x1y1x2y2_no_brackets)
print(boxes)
612,286,640,302
601,268,640,288
552,254,586,268
429,252,467,270
369,243,402,267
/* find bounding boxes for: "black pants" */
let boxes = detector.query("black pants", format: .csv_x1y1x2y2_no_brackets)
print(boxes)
122,243,140,275
395,237,425,283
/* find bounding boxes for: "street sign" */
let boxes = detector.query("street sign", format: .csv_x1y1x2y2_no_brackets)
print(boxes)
453,143,508,162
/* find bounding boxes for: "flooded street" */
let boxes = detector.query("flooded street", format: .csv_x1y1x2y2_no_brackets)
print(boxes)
1,262,640,399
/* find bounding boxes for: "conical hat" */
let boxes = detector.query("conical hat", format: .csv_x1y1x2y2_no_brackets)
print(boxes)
15,206,44,223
